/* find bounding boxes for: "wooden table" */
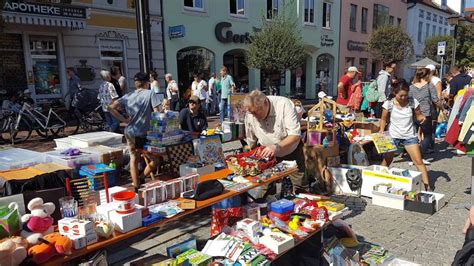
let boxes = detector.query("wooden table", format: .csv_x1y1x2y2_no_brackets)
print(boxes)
46,167,297,265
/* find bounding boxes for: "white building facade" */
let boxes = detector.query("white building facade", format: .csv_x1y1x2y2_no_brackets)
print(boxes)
404,0,454,80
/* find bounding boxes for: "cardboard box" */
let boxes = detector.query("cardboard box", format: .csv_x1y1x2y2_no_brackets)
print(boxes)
423,191,446,211
259,231,294,254
165,179,182,200
361,166,421,197
237,219,262,240
110,209,142,233
68,234,87,250
85,231,98,245
99,186,127,205
329,164,367,195
176,198,196,209
96,202,119,221
372,191,405,210
58,218,93,236
178,174,200,192
138,184,167,207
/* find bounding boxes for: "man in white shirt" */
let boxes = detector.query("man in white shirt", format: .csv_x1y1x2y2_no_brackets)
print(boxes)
208,73,217,115
244,90,307,192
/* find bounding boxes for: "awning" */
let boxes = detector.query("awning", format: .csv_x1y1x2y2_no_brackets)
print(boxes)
2,12,86,29
409,57,441,69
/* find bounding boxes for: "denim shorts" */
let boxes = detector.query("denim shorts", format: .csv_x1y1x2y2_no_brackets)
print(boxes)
393,137,419,147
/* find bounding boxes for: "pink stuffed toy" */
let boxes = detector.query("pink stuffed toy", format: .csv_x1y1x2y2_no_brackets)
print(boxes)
20,198,55,245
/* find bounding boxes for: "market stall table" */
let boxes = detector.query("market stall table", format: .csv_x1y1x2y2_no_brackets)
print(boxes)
45,167,298,265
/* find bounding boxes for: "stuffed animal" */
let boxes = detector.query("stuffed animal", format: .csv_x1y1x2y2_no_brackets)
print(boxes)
20,198,55,245
28,233,72,264
0,236,28,266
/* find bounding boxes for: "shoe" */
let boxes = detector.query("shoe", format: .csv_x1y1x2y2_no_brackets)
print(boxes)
409,159,431,166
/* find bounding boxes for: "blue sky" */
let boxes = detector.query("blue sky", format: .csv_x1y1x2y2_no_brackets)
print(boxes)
468,0,474,8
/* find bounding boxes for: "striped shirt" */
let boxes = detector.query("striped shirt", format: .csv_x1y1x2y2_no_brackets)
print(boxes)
409,83,438,117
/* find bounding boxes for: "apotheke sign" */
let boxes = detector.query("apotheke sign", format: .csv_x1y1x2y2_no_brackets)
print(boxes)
3,1,87,19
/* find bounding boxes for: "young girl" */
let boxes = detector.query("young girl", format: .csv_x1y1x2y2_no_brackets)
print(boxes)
379,80,432,191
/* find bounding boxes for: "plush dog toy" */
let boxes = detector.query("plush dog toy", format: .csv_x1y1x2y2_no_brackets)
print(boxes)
0,236,28,266
20,198,55,245
28,233,72,264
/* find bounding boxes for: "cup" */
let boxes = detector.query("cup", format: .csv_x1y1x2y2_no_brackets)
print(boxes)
59,196,78,218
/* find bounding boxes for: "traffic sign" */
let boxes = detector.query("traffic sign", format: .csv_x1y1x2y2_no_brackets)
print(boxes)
437,41,446,56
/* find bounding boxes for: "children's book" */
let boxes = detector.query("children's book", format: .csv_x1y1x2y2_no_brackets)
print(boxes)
370,132,398,154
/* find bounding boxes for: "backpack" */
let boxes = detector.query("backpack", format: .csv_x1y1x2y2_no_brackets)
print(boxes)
365,80,379,103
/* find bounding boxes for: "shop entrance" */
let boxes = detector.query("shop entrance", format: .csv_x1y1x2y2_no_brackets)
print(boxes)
316,54,335,96
29,35,62,97
291,61,307,99
223,49,248,92
177,47,215,100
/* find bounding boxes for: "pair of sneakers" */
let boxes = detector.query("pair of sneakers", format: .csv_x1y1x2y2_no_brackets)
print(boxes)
408,159,431,166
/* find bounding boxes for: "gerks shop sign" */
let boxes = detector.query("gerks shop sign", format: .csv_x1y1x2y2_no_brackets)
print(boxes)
215,22,250,44
3,1,87,19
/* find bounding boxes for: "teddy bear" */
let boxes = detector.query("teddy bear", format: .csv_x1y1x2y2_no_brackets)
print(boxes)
28,232,72,264
0,236,28,266
20,198,55,245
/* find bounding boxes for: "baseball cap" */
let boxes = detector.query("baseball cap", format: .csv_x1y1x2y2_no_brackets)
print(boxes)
134,72,149,82
189,95,200,103
425,64,436,71
318,91,327,99
347,66,361,73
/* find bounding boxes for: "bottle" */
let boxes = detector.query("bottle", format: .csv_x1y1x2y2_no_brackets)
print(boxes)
323,136,329,148
109,159,117,169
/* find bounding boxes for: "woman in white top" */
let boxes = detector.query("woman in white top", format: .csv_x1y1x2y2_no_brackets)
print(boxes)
426,64,442,100
149,70,161,94
165,73,179,111
98,70,120,133
379,80,432,191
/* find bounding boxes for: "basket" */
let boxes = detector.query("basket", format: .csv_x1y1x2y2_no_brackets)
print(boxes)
225,147,276,176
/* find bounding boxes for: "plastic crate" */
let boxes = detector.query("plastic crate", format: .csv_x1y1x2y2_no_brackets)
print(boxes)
68,131,123,148
44,150,99,168
0,148,51,171
54,137,72,150
372,191,405,210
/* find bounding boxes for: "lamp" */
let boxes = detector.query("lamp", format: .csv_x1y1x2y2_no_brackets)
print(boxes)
447,15,466,67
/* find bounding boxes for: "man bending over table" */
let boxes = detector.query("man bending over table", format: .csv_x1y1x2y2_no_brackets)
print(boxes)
243,90,307,193
108,72,162,191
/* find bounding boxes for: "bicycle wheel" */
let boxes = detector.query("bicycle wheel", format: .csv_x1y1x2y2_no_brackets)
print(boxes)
0,116,32,144
51,110,80,137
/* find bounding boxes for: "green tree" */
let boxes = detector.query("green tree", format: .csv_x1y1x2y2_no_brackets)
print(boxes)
246,1,306,74
367,25,414,63
456,24,474,67
423,35,454,65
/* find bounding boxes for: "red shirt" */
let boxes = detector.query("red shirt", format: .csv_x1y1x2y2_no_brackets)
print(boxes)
336,75,353,105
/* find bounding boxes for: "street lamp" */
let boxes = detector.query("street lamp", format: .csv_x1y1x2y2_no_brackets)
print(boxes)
447,15,466,67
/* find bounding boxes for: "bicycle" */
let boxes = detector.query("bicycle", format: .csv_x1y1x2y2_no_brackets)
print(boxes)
0,110,32,144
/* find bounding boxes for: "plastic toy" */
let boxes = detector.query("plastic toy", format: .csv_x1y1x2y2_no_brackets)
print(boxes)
21,198,55,245
435,121,447,139
28,233,72,264
0,236,28,266
288,216,300,231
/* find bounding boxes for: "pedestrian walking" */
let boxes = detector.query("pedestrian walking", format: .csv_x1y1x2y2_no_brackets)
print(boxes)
449,65,472,106
336,66,359,106
191,74,208,107
98,70,120,133
110,66,127,96
149,70,161,94
378,80,432,191
108,72,162,190
219,66,236,122
208,73,217,115
165,73,179,111
410,68,440,155
66,67,81,109
375,60,397,117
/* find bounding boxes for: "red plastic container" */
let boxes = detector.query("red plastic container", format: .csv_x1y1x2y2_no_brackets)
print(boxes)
112,191,136,214
268,210,292,221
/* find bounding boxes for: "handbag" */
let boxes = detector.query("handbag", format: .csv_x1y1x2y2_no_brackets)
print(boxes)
194,180,224,201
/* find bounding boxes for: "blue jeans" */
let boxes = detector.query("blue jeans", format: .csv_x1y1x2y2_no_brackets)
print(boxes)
393,137,419,147
219,98,228,122
104,112,120,133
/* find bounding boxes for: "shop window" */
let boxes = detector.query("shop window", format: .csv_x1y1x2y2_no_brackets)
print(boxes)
345,57,355,69
361,8,368,33
177,47,215,97
99,39,126,80
230,0,245,16
359,58,368,81
224,49,248,90
290,62,306,98
304,0,315,24
350,4,357,31
373,4,389,29
184,0,203,11
316,54,334,95
30,36,61,95
0,34,27,96
267,0,279,19
322,2,331,29
389,16,394,25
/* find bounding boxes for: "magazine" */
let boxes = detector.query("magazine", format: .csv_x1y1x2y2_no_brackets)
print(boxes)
370,132,398,154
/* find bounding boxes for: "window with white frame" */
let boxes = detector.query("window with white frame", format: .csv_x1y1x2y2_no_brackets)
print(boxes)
267,0,279,19
230,0,245,16
426,23,430,39
304,0,315,24
438,26,442,35
432,25,436,36
444,28,447,35
433,14,437,23
322,2,331,29
350,4,357,31
418,21,423,43
361,7,368,33
419,10,424,18
184,0,203,11
427,12,431,20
